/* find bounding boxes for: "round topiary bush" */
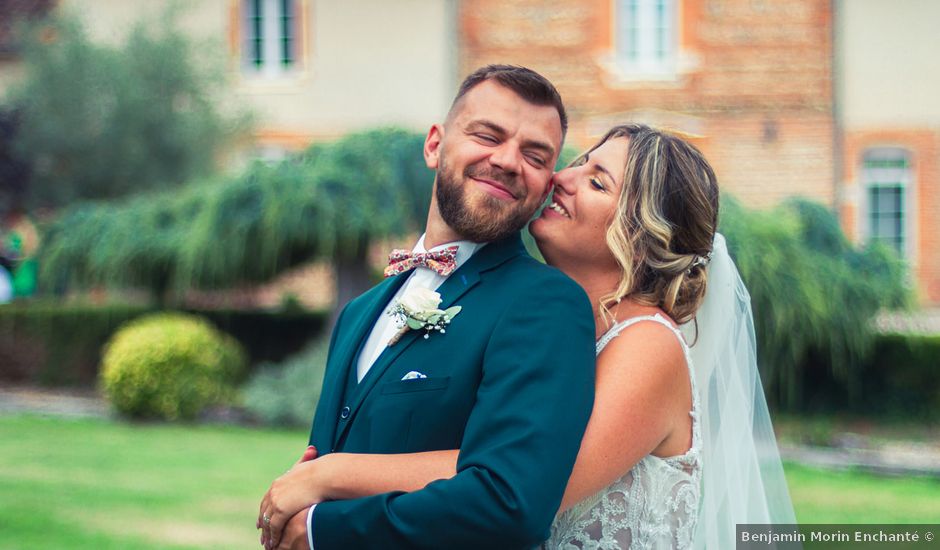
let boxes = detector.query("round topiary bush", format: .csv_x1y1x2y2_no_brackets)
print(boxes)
100,312,246,420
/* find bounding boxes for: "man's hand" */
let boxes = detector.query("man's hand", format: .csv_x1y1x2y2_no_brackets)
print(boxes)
258,446,318,549
276,508,311,550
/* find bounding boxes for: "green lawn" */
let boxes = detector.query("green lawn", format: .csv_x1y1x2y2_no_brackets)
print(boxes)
1,415,938,549
0,415,301,550
787,463,940,523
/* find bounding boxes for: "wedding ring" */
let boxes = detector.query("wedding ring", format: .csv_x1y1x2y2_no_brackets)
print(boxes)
263,514,271,526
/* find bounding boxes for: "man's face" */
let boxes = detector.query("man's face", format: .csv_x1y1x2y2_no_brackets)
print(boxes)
425,80,563,242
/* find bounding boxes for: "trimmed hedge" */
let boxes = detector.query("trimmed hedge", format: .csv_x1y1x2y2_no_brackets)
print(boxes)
800,332,940,419
0,302,148,385
0,302,328,386
861,333,940,419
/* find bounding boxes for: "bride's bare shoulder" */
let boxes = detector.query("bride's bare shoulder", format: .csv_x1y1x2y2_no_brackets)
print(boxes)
597,305,685,378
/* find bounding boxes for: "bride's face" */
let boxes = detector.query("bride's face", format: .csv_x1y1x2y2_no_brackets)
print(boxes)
530,136,630,270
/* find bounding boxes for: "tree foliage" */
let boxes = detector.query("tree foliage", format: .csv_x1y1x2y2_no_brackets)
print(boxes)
40,128,431,308
5,10,249,208
720,196,911,410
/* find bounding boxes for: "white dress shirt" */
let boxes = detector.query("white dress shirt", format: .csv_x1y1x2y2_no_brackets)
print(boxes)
307,234,483,550
355,235,483,382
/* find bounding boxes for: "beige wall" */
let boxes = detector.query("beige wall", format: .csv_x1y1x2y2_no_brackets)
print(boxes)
837,0,940,127
58,0,224,44
46,0,457,142
239,0,456,139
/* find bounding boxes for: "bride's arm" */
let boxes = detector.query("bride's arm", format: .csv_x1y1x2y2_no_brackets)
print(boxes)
259,448,458,548
559,321,690,512
312,449,459,500
269,321,688,512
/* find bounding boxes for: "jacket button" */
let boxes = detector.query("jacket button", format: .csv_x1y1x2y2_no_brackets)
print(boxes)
340,406,351,419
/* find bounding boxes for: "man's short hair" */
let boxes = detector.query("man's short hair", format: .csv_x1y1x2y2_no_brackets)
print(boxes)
449,64,567,139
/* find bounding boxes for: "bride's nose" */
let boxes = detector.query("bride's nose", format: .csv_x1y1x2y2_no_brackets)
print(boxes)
552,167,578,195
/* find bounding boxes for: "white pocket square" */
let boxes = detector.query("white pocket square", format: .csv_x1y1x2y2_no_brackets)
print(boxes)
401,371,428,380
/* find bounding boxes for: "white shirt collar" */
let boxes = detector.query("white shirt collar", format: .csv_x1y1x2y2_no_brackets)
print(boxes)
412,234,484,273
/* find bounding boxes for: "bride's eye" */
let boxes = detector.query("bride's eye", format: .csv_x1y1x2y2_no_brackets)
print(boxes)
589,176,605,191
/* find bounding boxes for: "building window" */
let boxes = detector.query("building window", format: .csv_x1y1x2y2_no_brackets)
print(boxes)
862,148,911,256
242,0,296,77
613,0,677,76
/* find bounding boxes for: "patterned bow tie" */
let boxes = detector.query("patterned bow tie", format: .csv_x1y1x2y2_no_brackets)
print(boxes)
384,245,459,277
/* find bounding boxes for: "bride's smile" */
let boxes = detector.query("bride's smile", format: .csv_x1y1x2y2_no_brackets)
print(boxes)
531,136,630,271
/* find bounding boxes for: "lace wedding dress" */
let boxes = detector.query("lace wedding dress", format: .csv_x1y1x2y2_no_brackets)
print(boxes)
544,314,702,550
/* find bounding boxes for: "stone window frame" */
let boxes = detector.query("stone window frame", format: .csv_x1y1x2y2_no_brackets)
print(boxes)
860,147,916,261
607,0,680,81
235,0,310,81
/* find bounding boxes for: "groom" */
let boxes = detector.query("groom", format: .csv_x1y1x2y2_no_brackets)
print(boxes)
280,65,596,549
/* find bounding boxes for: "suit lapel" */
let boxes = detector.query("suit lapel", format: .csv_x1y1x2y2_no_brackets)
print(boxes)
331,273,411,381
333,233,527,448
320,272,409,448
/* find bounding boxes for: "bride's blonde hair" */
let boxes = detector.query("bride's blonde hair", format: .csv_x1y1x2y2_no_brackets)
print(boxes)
580,124,719,326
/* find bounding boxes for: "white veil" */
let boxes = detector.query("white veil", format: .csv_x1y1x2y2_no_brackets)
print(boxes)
680,233,797,548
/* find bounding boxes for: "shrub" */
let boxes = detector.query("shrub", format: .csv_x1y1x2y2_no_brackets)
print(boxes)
242,337,329,426
100,312,246,420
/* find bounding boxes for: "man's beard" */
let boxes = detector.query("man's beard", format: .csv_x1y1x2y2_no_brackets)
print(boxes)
436,158,536,243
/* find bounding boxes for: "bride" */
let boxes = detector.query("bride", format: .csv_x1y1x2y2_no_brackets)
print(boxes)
259,123,796,549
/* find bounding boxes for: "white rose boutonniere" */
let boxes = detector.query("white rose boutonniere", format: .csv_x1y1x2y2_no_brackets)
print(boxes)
387,287,462,346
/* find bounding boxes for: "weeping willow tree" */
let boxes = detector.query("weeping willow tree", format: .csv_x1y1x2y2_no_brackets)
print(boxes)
40,127,431,319
179,128,430,310
720,196,911,410
40,182,212,300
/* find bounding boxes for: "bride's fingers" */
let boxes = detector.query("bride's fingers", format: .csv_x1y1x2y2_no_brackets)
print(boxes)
257,491,268,529
258,489,271,529
297,445,317,464
261,506,274,549
260,495,276,548
268,510,287,549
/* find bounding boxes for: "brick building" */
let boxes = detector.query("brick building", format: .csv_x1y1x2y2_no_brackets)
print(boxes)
459,0,835,209
459,0,939,303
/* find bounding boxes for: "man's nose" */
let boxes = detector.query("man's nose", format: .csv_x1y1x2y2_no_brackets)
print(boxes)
488,142,521,176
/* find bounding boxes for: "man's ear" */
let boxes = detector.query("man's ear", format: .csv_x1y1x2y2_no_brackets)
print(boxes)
424,124,444,170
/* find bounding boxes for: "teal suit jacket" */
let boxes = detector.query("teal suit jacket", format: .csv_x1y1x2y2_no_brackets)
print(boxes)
308,233,595,549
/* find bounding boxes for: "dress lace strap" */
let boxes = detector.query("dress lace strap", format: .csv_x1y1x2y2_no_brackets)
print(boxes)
596,313,683,354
